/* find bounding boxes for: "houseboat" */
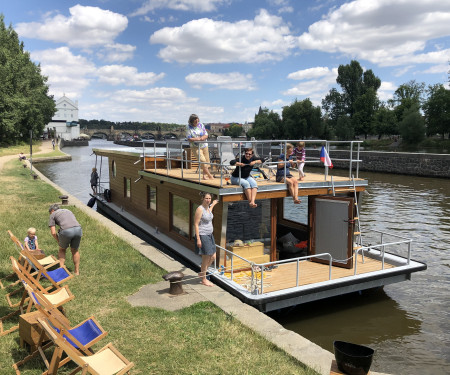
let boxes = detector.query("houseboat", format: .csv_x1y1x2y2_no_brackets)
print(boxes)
92,139,426,312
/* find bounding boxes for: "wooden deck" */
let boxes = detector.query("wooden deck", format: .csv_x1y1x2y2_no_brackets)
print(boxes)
142,166,360,190
223,254,394,293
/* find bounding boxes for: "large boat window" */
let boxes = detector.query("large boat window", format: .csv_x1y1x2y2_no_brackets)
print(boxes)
124,177,131,198
147,185,157,211
111,160,117,178
225,199,271,251
283,197,308,225
171,194,190,239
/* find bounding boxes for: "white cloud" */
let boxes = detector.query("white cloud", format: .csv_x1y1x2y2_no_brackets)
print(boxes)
130,0,228,16
150,9,295,64
378,81,397,101
30,47,96,98
97,65,165,86
16,5,128,48
97,44,136,63
287,66,333,80
297,0,450,66
185,72,256,90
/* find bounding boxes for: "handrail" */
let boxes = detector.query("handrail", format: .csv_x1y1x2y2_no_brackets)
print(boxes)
214,229,413,295
138,138,364,186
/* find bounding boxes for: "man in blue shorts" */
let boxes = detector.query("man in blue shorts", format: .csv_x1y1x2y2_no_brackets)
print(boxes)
48,204,82,275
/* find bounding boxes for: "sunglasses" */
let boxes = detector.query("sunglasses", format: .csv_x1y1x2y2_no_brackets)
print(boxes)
245,152,253,155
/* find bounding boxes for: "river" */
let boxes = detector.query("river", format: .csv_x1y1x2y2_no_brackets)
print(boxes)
37,139,449,375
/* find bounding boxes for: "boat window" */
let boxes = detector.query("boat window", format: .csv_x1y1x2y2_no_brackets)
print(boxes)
124,177,131,198
111,160,117,178
225,199,271,252
282,197,308,225
147,185,157,211
171,194,190,239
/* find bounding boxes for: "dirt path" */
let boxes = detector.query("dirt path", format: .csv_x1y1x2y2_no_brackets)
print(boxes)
0,140,54,172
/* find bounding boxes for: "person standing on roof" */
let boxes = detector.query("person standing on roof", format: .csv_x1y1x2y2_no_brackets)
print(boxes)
186,114,214,180
48,204,82,275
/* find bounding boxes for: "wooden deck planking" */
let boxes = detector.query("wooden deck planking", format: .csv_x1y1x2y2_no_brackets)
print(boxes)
225,255,394,293
143,167,360,189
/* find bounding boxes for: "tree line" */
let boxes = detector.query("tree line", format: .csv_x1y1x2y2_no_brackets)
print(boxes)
0,15,55,146
248,60,450,144
79,119,183,132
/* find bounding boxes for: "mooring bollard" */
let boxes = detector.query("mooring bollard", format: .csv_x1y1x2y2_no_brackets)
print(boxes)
162,271,185,295
59,195,69,205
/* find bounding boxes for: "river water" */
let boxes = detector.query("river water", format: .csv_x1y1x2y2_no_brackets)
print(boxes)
37,139,449,375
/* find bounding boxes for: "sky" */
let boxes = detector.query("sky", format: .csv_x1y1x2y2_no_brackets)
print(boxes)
2,0,449,125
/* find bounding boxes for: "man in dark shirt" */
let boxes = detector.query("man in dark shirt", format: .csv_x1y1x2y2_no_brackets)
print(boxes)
230,148,262,208
48,204,82,275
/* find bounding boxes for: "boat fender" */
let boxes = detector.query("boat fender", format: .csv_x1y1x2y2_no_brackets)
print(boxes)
104,189,112,202
87,196,97,208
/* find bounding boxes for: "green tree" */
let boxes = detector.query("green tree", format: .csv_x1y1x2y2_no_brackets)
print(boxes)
0,14,55,145
388,80,425,123
335,115,353,140
248,107,283,139
399,104,425,144
423,84,450,139
282,98,323,139
224,123,243,138
374,104,398,139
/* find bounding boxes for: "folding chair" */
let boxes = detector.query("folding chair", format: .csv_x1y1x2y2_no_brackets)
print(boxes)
13,282,107,374
0,257,74,337
215,136,237,178
1,230,59,290
39,319,133,375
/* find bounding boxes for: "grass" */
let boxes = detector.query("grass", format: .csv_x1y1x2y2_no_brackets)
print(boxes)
0,142,44,158
0,158,318,375
32,147,67,158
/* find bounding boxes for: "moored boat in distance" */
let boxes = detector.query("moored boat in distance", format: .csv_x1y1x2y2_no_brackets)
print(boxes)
92,138,426,312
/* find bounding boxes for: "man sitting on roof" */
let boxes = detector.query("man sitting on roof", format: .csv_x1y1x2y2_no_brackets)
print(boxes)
230,147,262,208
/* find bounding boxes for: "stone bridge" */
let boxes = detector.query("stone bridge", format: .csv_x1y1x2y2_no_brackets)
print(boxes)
81,127,187,141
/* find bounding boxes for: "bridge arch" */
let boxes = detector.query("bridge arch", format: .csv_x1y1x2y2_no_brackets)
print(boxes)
91,132,108,139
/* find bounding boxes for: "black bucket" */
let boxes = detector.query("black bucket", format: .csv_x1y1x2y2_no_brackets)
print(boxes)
87,196,97,208
333,340,374,375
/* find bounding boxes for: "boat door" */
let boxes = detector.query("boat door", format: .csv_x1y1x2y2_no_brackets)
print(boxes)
309,196,354,269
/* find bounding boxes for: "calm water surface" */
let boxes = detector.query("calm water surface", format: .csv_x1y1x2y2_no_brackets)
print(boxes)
37,140,450,375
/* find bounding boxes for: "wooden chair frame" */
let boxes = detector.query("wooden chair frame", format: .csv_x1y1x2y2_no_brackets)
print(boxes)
38,318,133,375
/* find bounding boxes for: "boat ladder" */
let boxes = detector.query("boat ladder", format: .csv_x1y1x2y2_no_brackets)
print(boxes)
330,176,365,262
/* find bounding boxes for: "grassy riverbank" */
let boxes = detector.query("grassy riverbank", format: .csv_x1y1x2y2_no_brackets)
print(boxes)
0,158,317,375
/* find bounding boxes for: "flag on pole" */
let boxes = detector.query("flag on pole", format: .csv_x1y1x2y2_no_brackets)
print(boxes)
320,146,333,168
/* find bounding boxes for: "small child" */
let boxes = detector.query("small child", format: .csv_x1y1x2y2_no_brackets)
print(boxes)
24,227,42,252
292,141,306,181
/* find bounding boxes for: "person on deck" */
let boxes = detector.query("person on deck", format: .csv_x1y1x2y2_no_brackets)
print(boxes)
293,141,306,181
186,114,214,180
194,192,219,287
277,143,301,204
48,204,82,275
230,147,262,208
90,167,99,195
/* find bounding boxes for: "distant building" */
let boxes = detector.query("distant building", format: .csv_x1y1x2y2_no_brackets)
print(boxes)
44,95,80,140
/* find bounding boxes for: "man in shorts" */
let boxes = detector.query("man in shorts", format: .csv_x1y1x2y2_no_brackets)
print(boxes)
48,204,82,275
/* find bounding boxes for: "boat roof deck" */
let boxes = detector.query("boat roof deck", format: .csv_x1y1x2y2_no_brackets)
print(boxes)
140,166,367,196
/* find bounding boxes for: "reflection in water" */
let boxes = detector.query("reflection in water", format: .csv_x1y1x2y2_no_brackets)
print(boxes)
37,142,450,375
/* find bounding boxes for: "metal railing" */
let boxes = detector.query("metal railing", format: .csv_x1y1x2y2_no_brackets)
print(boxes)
139,139,363,187
213,230,413,295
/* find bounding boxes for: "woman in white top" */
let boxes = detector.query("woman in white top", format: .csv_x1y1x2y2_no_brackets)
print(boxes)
194,192,219,286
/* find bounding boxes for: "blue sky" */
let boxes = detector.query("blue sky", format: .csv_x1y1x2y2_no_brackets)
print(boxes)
2,0,449,124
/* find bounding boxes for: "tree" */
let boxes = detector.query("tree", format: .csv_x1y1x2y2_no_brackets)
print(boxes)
423,84,450,139
248,107,283,140
282,98,323,139
374,104,398,139
388,80,425,123
0,14,55,145
399,104,425,144
224,123,243,138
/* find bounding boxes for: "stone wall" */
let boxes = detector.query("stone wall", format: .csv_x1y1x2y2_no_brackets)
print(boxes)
306,149,450,178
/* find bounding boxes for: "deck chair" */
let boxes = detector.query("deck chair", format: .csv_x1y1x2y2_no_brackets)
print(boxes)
13,282,107,374
0,257,74,337
1,230,59,289
215,136,237,178
37,318,132,375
